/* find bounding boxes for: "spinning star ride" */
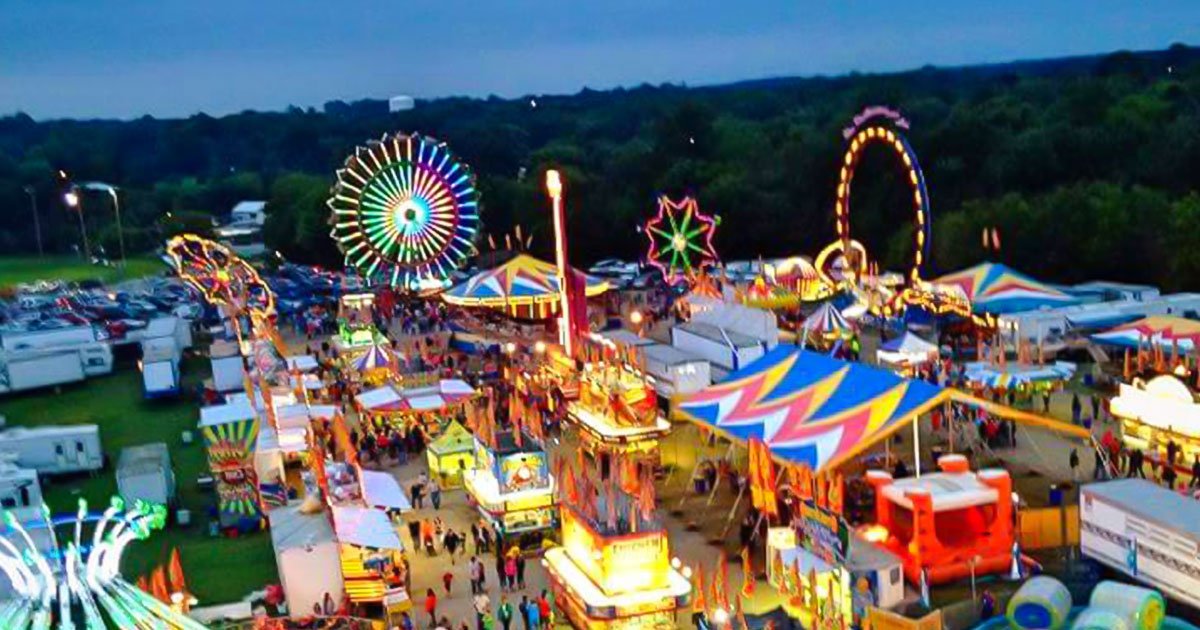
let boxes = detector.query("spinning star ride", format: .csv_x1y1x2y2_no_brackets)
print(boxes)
643,195,720,286
167,233,275,317
328,132,481,291
0,497,207,629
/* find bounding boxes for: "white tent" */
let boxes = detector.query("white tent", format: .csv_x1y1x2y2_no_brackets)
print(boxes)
876,332,939,367
270,504,343,619
355,385,403,411
331,505,403,550
360,470,412,512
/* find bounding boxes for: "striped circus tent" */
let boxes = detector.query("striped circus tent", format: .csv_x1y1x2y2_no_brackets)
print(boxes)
676,347,945,471
442,254,609,319
932,261,1077,314
800,302,852,338
352,342,395,372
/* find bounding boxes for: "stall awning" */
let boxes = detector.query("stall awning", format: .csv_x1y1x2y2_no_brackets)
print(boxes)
331,505,403,550
356,385,404,411
360,470,412,512
1091,315,1200,352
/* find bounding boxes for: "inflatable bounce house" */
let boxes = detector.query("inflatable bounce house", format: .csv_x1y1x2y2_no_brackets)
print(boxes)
975,576,1197,630
865,454,1014,585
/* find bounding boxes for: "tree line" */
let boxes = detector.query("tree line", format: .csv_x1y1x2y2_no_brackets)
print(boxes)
2,45,1199,289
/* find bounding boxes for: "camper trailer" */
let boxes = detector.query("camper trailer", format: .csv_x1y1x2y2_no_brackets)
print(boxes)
0,425,104,474
0,342,113,396
116,443,176,506
141,342,181,399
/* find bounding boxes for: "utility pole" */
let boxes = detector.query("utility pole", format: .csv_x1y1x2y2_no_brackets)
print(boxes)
22,186,43,258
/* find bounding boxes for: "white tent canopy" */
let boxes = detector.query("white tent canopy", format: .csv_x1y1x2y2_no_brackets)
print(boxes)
877,332,939,367
360,470,412,512
331,505,403,550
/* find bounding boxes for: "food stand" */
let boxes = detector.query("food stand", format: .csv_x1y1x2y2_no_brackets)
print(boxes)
426,420,476,489
463,429,557,546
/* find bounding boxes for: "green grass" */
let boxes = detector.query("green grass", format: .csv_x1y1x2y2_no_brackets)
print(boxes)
0,357,279,604
0,256,166,288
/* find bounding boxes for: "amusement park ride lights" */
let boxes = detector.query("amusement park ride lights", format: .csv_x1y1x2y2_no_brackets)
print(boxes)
0,497,207,630
328,132,481,291
643,195,721,287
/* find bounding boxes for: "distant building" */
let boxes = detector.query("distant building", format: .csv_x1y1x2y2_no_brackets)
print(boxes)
229,200,267,226
216,200,268,257
389,95,415,113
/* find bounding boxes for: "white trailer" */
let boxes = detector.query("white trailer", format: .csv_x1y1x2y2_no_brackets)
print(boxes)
0,325,100,352
1080,478,1200,609
116,443,175,506
671,321,766,376
0,341,113,395
0,425,104,474
640,343,711,398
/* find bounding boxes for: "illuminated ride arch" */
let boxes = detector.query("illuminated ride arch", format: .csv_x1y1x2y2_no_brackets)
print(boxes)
817,106,931,288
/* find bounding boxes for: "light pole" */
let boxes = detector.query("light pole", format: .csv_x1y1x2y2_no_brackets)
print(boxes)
22,186,43,258
545,169,575,357
64,187,92,262
82,182,126,268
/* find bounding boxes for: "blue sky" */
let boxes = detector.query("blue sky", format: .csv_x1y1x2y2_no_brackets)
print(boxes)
2,0,1198,120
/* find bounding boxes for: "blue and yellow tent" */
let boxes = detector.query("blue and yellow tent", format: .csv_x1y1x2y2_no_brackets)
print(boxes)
676,346,1088,472
933,262,1077,315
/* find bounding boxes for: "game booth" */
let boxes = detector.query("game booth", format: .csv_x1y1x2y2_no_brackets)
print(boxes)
566,359,671,464
463,428,557,547
1110,374,1200,469
334,292,386,356
354,378,479,434
426,419,477,489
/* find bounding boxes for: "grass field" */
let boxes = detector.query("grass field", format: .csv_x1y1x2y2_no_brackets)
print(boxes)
0,256,166,288
0,357,279,604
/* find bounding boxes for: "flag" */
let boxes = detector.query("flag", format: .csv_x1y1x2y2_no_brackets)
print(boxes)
795,464,813,502
740,546,755,598
693,565,707,614
168,547,188,597
715,553,730,610
151,566,171,603
735,595,749,630
827,474,844,516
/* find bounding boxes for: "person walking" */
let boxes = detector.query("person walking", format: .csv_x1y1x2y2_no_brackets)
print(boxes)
1071,393,1081,424
407,519,421,548
469,556,484,595
1191,455,1200,489
497,596,514,630
518,596,531,630
445,529,460,564
536,591,550,629
1069,449,1080,483
1163,463,1178,490
431,482,443,510
525,596,540,630
515,554,526,590
473,590,491,630
504,554,517,592
424,589,438,627
442,569,454,595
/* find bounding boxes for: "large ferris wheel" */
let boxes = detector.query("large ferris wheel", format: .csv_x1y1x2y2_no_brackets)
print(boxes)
328,132,481,291
816,106,932,287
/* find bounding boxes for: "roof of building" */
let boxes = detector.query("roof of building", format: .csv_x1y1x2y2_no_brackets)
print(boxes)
675,321,762,349
117,443,170,477
1082,478,1200,542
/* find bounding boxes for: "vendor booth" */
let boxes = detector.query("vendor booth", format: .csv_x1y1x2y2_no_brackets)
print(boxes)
269,503,344,620
463,429,557,545
1111,374,1200,466
567,361,670,463
426,420,476,489
334,292,386,355
876,332,938,372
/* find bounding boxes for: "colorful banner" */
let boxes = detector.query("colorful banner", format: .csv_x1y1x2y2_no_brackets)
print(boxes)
747,438,778,516
201,417,262,522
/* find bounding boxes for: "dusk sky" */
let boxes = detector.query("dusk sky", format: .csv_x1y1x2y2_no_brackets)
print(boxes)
3,0,1199,120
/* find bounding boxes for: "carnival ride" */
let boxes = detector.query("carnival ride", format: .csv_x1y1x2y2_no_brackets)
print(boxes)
0,497,208,630
334,291,386,355
544,446,690,629
643,195,721,287
566,359,670,462
328,132,481,292
166,233,275,322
